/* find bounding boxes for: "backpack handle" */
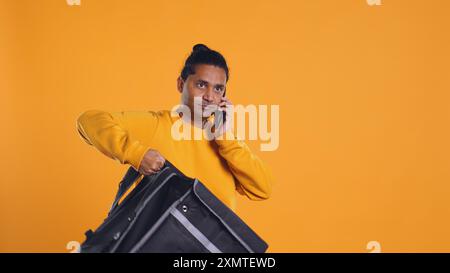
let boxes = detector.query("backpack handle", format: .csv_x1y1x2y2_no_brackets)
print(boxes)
108,159,185,216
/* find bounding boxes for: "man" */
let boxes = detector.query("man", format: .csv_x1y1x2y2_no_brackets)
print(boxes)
76,44,273,211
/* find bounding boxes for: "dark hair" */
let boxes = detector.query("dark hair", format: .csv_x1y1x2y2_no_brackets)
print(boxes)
180,43,229,82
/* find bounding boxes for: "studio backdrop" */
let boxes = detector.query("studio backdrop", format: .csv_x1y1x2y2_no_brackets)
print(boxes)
1,0,450,252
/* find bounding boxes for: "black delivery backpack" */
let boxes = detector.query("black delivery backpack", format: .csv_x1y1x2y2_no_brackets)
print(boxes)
80,160,268,253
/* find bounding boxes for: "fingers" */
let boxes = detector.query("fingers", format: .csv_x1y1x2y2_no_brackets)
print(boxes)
139,163,158,176
219,97,228,103
141,168,157,176
138,150,166,176
155,154,166,170
147,156,165,174
215,98,234,136
218,97,232,111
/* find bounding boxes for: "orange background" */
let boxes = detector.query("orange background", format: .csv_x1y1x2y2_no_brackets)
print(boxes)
1,0,450,252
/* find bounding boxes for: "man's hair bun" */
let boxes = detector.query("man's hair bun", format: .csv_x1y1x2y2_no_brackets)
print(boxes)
180,43,229,84
192,43,210,52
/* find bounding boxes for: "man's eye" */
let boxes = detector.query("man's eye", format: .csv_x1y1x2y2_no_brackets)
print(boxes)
215,87,224,92
197,82,205,88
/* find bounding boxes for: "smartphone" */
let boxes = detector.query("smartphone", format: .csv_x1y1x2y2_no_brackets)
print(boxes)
214,94,226,129
214,109,226,130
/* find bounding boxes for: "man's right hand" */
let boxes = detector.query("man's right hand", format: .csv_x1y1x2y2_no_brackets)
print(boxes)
137,149,166,176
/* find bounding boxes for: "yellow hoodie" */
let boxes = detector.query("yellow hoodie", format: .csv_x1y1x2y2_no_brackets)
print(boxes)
76,109,273,211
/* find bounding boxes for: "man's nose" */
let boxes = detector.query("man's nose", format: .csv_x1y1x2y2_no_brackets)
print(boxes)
202,88,215,102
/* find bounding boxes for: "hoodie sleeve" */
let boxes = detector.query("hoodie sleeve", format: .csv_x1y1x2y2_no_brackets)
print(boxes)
215,131,274,201
76,109,159,171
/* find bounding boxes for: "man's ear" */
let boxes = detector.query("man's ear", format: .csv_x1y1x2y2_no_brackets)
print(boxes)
177,77,184,93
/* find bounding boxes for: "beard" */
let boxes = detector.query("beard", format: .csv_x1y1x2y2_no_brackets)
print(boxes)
201,104,219,117
190,96,218,118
